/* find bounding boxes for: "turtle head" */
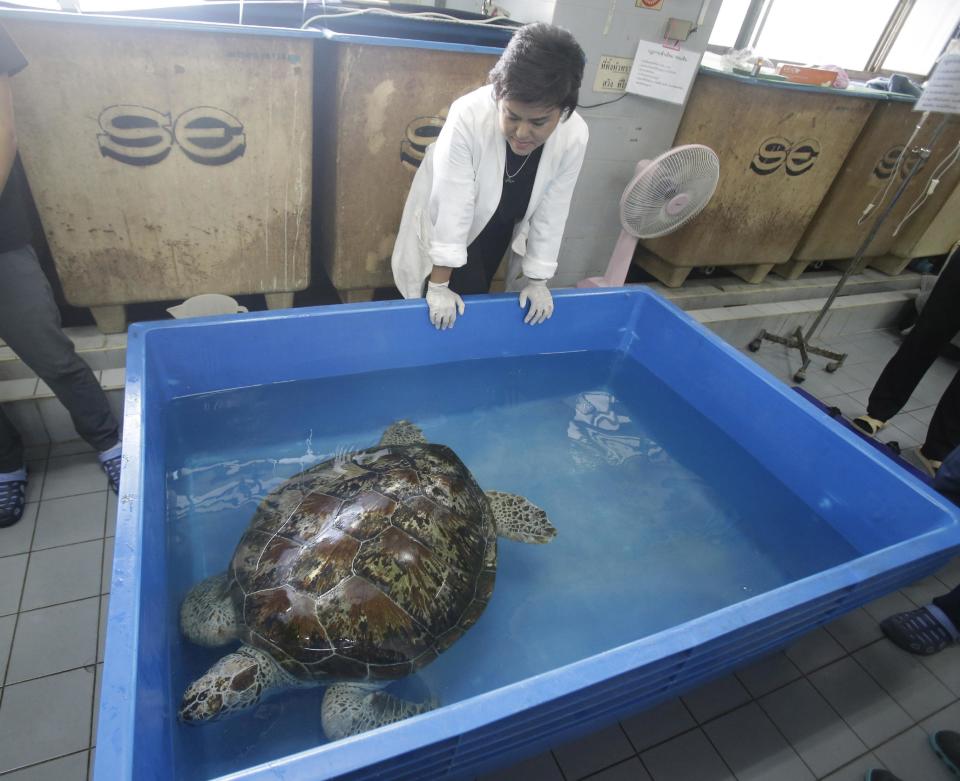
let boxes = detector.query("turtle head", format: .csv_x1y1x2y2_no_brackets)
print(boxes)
179,648,272,724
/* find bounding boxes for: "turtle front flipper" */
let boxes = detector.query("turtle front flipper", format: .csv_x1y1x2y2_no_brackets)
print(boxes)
486,491,557,543
321,682,437,740
179,645,300,724
180,572,240,647
378,419,427,446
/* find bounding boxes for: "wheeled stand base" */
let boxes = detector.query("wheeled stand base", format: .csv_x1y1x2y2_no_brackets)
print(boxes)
748,327,846,384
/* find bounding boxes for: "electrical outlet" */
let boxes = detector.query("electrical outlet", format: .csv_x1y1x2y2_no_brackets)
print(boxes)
665,18,694,41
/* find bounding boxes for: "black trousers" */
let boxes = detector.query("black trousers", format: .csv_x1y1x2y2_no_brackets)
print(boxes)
448,225,511,296
867,254,960,461
934,586,960,630
0,245,119,471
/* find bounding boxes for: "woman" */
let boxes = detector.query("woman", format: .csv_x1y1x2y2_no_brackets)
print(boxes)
391,23,589,329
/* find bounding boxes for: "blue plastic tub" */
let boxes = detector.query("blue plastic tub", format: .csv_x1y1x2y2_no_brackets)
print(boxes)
97,288,960,781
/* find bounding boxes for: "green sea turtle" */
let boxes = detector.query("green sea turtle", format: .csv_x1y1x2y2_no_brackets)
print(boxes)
178,420,556,740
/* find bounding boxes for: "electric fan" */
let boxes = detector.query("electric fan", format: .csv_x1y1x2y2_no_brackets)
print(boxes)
578,144,720,288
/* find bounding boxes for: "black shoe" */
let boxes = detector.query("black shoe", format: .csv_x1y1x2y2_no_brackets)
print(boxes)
0,474,27,527
931,730,960,775
881,606,956,655
864,769,905,781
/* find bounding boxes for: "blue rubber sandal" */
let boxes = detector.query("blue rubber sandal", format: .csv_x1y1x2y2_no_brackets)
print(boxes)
881,606,957,656
101,453,121,494
0,470,27,528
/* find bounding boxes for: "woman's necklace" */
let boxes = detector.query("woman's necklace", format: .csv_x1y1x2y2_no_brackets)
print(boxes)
504,150,531,184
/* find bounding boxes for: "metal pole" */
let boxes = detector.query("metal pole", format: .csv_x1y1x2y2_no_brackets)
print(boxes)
801,148,931,344
751,114,951,382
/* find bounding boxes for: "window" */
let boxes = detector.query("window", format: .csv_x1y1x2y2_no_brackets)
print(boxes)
753,0,900,71
706,0,955,79
883,0,960,76
0,0,61,9
77,0,198,9
708,0,752,49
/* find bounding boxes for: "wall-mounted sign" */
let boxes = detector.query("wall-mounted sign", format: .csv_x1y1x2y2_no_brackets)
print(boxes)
625,40,699,105
593,55,633,94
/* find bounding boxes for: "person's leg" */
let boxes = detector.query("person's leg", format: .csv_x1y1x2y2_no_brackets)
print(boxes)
449,245,508,296
0,408,27,526
0,245,119,454
0,255,31,524
448,257,493,295
449,220,510,296
0,245,121,493
932,444,960,506
866,256,960,422
0,405,23,473
932,584,960,629
921,368,960,462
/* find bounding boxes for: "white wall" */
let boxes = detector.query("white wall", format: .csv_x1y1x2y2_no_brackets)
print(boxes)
551,0,721,286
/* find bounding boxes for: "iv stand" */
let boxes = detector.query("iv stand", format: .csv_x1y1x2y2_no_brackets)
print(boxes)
748,114,949,383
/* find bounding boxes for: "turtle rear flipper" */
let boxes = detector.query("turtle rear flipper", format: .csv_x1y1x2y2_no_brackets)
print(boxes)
379,420,427,446
486,491,557,544
321,683,437,740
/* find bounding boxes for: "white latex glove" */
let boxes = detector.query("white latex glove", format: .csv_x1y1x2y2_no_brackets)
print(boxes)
426,280,465,330
518,277,553,325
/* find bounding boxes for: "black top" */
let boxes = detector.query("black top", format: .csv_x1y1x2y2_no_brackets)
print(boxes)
450,141,544,295
0,25,30,255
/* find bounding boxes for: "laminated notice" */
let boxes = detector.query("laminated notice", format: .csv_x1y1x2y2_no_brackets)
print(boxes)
915,39,960,115
625,39,700,105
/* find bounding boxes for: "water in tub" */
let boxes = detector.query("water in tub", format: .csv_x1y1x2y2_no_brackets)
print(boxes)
166,350,856,778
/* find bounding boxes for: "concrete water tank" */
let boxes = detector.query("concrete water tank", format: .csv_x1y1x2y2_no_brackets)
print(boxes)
312,29,508,301
5,14,313,332
789,103,960,278
636,68,876,288
870,177,960,274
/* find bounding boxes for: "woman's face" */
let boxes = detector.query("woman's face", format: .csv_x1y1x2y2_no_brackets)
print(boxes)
498,99,563,156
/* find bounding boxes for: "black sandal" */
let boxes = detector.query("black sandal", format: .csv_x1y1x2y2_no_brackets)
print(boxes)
852,415,886,437
881,606,956,655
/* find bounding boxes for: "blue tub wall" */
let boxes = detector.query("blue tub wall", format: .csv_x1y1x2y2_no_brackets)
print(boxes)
139,291,641,401
99,327,178,779
98,288,960,781
627,294,957,552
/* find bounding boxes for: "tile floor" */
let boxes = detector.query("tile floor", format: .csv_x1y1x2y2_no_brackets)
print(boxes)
0,326,958,781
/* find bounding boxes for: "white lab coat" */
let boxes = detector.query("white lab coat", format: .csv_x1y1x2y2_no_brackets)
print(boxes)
391,85,589,299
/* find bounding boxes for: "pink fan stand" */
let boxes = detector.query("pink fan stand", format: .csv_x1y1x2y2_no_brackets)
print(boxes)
578,145,714,288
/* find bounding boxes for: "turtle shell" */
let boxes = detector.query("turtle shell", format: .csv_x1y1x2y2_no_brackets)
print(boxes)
226,443,497,683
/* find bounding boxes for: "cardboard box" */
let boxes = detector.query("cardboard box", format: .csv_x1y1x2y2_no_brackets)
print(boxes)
776,63,839,88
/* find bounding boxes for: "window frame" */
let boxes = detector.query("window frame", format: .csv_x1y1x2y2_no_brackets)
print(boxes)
705,0,959,82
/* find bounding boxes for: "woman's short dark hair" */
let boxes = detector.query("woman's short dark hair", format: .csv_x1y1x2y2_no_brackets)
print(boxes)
489,23,586,120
